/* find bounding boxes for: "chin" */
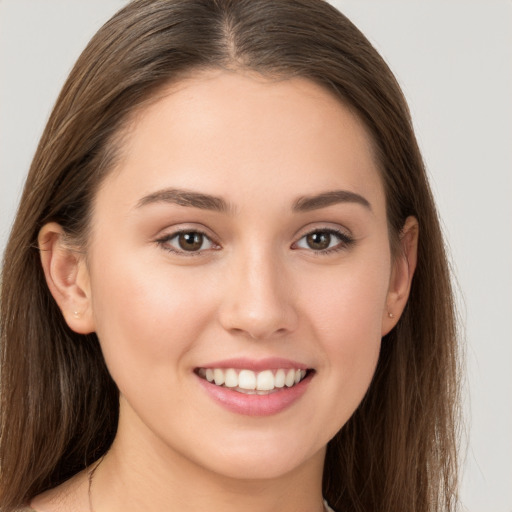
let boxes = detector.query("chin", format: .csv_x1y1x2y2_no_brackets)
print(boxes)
201,452,315,481
185,430,326,482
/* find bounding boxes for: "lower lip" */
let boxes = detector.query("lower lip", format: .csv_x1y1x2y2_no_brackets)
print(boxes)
197,373,313,416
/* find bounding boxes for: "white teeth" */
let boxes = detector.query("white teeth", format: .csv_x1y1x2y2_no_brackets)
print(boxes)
213,368,225,386
285,369,296,387
256,370,274,391
274,369,285,388
200,367,309,392
238,370,256,390
224,368,238,388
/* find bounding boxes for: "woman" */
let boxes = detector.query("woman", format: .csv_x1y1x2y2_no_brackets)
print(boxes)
0,1,460,511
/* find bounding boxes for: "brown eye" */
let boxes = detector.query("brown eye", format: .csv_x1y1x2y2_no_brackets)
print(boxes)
158,230,216,254
178,232,205,251
294,228,354,254
305,231,332,250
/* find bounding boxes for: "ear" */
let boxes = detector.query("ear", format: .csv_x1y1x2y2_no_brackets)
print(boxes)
381,216,419,336
38,222,95,334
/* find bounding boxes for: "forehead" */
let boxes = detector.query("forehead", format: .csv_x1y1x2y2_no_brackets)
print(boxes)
98,70,385,214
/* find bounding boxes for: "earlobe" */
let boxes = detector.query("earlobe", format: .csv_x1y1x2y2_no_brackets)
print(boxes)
38,222,95,334
381,216,419,336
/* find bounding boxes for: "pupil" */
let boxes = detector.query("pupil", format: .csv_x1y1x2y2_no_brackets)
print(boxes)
307,232,330,250
179,232,203,251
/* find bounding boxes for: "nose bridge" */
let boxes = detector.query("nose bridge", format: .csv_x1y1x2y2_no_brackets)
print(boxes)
219,242,297,339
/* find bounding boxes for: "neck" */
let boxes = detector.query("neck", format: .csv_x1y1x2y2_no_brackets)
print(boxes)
92,410,326,512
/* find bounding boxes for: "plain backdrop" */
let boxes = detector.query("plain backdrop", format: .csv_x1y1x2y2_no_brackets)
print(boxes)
1,1,511,510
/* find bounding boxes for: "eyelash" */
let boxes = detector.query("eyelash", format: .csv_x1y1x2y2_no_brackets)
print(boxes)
156,227,354,256
293,228,355,255
156,229,219,256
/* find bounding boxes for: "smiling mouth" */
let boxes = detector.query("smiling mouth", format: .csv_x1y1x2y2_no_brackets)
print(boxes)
195,368,312,395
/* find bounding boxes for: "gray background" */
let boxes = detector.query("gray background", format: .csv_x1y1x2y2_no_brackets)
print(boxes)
1,1,511,510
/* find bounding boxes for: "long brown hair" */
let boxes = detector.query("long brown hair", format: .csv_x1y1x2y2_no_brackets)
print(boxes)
0,1,460,510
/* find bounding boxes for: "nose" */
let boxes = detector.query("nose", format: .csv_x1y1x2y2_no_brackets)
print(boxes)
218,247,298,340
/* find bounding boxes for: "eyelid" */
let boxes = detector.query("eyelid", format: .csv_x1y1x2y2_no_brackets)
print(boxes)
155,225,221,256
154,223,354,257
291,226,355,254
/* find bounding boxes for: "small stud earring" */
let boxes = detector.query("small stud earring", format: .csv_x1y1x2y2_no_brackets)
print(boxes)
73,311,80,318
388,312,394,319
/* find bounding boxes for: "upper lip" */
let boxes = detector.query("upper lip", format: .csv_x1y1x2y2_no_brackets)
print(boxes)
196,357,310,372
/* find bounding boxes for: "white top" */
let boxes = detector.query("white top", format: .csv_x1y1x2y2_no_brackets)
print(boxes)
324,499,336,512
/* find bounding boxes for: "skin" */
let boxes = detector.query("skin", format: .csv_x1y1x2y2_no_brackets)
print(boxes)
36,70,418,512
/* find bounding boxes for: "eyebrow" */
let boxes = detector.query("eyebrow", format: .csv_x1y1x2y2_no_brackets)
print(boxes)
293,190,372,212
136,188,231,213
136,187,371,214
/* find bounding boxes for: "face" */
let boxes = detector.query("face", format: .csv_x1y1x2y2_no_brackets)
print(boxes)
82,71,395,480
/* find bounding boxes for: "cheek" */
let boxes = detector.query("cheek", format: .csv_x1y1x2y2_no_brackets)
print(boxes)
302,252,390,342
87,244,215,386
298,254,389,414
